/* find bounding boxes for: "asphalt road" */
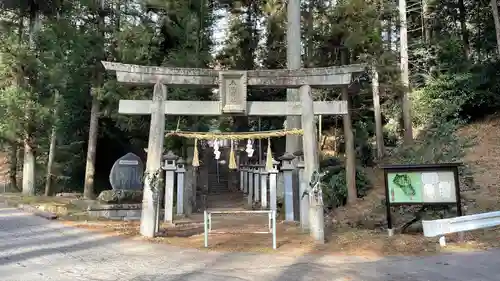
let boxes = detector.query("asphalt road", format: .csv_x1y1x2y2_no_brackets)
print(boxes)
0,203,499,281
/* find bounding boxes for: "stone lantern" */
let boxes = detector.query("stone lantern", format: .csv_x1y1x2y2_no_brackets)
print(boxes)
163,151,178,223
279,152,296,221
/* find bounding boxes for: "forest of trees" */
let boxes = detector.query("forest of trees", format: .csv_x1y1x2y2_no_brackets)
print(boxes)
0,0,500,207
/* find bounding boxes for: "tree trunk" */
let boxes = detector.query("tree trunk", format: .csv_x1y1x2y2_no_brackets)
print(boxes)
286,0,302,153
45,91,60,196
491,0,500,55
387,9,393,50
342,88,357,205
457,0,470,58
306,0,315,68
83,95,100,199
373,0,385,159
371,66,384,159
307,0,320,154
83,0,106,199
422,0,432,43
8,143,19,191
341,51,357,205
10,14,23,193
22,139,36,195
22,5,41,196
399,0,413,143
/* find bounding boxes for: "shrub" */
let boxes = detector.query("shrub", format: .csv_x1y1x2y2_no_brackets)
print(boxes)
320,158,372,209
389,121,471,163
353,121,374,166
412,60,500,127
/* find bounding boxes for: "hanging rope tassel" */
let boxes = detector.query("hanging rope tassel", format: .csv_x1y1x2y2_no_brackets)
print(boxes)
192,138,200,167
265,138,273,171
228,140,237,169
229,140,237,170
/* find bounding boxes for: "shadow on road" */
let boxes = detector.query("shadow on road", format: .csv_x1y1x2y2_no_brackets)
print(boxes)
0,234,120,266
0,226,94,253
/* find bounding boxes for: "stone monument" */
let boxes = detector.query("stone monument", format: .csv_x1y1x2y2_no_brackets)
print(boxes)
109,152,144,190
97,153,144,204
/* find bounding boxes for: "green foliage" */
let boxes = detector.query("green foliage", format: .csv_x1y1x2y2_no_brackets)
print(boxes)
0,1,218,193
389,120,473,165
0,30,52,146
320,158,372,209
352,120,374,166
412,61,500,128
0,86,28,141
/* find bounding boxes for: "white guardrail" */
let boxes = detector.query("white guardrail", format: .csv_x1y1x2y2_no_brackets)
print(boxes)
204,210,277,250
422,211,500,244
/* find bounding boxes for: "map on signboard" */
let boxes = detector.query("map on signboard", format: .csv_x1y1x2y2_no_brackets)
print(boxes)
387,172,423,203
387,171,456,204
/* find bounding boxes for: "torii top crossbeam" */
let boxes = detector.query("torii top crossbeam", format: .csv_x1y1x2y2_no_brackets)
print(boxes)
102,61,365,88
101,61,365,116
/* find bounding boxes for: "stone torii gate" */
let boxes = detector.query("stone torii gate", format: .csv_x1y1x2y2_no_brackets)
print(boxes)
102,61,365,242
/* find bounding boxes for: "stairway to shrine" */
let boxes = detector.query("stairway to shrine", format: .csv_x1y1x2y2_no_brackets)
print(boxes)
205,148,246,210
206,147,230,195
207,172,229,194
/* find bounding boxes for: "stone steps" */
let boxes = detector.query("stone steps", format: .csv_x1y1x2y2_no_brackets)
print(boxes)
207,171,230,194
206,192,246,210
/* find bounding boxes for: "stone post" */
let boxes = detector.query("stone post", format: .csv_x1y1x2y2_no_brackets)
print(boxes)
260,167,268,208
249,165,253,193
254,165,262,203
247,164,254,206
280,153,296,221
192,166,199,211
239,164,245,192
176,158,186,215
199,145,211,210
236,153,241,189
185,144,196,215
245,164,251,194
269,159,279,212
141,82,166,238
295,152,309,229
299,84,324,243
163,151,177,224
241,164,245,193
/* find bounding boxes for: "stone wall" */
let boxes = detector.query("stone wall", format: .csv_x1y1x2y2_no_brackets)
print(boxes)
87,203,164,221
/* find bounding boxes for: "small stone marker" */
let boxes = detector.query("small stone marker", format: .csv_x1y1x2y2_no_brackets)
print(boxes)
109,153,144,190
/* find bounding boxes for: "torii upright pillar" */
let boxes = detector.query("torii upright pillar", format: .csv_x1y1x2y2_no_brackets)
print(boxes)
141,82,166,238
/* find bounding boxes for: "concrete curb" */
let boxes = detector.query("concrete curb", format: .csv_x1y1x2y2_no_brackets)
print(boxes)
18,204,58,220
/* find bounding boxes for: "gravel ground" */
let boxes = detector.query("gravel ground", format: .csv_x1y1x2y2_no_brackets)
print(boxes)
1,202,499,281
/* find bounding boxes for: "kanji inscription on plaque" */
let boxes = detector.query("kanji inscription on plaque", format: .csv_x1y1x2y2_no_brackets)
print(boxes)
219,71,247,114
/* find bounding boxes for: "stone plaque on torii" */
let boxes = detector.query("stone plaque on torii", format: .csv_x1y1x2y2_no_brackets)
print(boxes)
102,61,365,240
